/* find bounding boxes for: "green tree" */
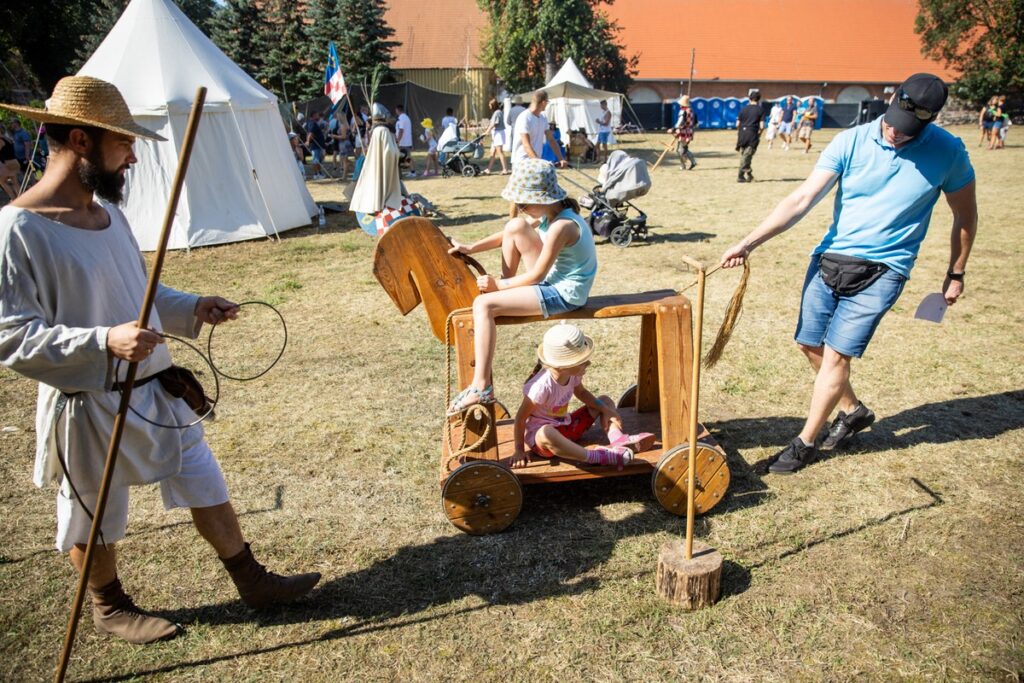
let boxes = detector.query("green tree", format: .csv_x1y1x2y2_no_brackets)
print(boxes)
478,0,637,94
0,0,93,94
326,0,399,85
261,0,320,102
915,0,1024,104
210,0,267,84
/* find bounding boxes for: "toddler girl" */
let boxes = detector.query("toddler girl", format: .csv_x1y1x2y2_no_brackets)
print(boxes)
512,323,654,470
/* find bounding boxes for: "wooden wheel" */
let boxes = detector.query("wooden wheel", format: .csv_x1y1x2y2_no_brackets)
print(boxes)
494,401,511,420
441,461,523,534
651,443,729,516
616,383,638,409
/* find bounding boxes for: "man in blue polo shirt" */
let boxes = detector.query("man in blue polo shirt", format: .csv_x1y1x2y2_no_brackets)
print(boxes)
719,73,977,474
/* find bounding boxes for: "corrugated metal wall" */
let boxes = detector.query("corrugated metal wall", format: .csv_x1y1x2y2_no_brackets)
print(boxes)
396,68,495,122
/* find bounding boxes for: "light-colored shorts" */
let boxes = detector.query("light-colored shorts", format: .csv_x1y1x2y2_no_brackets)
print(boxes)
798,124,812,139
55,424,229,552
779,121,794,134
492,129,506,147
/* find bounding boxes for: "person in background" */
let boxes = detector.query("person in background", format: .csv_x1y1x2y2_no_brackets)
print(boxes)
0,123,21,199
596,100,612,162
394,104,415,177
798,101,818,153
670,95,697,170
778,96,797,150
541,121,565,164
328,115,352,181
441,107,460,140
482,98,509,175
978,96,996,148
511,90,567,169
420,117,440,176
8,118,32,172
288,132,304,178
504,97,527,156
996,96,1009,149
735,90,766,182
766,100,783,150
304,110,327,180
987,96,1003,151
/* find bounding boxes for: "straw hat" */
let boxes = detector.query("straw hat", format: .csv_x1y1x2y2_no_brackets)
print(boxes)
500,158,567,205
0,76,164,141
537,322,594,369
678,95,691,107
421,117,433,129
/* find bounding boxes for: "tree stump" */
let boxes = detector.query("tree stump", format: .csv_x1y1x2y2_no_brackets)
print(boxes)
655,540,722,609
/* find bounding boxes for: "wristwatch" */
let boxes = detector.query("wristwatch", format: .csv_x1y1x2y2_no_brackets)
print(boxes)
946,271,965,282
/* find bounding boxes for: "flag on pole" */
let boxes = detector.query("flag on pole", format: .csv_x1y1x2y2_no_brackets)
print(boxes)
324,41,347,104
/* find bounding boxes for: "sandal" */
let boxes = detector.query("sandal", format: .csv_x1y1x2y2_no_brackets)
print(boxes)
447,385,495,415
608,431,656,453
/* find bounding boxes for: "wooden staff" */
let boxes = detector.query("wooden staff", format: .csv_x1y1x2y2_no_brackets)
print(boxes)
54,87,208,683
685,265,705,559
688,48,696,99
651,139,675,171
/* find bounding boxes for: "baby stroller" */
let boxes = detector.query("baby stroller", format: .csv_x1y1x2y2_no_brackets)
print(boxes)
574,150,651,247
440,134,485,178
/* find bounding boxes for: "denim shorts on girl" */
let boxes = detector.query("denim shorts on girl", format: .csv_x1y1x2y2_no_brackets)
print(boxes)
794,257,906,358
534,281,582,318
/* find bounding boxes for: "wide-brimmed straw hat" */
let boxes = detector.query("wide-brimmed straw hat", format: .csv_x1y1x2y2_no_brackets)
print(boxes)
421,117,433,129
501,158,567,205
678,95,690,107
537,322,594,369
0,76,165,141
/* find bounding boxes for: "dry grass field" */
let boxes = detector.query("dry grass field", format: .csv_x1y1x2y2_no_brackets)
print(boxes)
1,125,1021,682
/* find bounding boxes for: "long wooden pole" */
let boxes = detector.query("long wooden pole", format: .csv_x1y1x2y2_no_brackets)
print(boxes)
687,49,696,99
685,266,706,560
54,87,208,683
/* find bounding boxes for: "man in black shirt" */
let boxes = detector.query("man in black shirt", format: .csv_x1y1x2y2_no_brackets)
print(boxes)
735,91,766,182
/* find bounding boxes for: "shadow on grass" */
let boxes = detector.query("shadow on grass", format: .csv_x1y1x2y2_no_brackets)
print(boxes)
711,389,1024,467
742,477,943,569
0,486,285,566
440,213,504,226
639,231,717,245
752,177,808,183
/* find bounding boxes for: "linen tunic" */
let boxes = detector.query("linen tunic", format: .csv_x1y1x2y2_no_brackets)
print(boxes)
0,200,203,495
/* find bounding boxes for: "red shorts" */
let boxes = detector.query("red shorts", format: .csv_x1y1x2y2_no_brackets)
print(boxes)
530,406,596,458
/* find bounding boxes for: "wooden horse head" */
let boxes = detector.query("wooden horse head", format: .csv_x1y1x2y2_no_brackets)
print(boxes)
372,216,481,343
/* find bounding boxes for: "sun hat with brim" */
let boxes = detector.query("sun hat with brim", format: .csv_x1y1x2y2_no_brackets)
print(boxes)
0,76,165,142
421,118,433,129
678,95,690,107
536,322,594,369
501,158,567,205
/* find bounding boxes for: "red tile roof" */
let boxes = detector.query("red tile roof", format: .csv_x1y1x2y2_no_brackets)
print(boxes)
385,0,489,69
385,0,956,82
604,0,956,82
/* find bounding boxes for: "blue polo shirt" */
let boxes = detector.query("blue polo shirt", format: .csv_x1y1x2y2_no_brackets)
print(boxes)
813,120,974,278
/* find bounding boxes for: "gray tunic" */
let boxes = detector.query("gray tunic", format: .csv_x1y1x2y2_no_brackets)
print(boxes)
0,200,204,494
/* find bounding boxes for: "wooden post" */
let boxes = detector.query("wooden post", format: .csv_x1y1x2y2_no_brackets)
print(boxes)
687,49,696,98
54,88,208,683
656,259,723,609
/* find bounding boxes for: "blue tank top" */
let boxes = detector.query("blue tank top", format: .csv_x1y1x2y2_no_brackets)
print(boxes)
538,208,598,306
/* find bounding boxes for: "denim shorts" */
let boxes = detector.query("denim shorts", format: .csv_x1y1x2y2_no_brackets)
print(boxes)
794,257,906,358
597,131,610,144
311,147,325,163
534,281,581,318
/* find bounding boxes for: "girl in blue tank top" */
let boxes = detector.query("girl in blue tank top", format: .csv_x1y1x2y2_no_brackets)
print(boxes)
447,158,598,414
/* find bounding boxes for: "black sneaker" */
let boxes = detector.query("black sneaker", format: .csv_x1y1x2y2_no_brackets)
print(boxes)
768,437,818,474
821,403,876,450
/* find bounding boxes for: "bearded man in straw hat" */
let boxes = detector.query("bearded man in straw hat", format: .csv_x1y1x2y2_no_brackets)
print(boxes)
0,76,320,644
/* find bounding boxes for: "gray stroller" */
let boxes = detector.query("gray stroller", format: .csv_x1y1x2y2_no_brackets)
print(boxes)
575,150,651,247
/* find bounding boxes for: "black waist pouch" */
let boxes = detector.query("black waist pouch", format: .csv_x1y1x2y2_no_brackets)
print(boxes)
817,253,889,296
156,366,213,416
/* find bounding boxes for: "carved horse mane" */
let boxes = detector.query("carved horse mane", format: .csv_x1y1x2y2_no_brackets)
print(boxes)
372,217,480,343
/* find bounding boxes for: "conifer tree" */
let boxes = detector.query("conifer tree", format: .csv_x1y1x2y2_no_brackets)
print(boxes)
331,0,400,84
261,0,319,102
210,0,267,83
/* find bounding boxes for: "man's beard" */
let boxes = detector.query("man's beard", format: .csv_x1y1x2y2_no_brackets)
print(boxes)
78,148,126,203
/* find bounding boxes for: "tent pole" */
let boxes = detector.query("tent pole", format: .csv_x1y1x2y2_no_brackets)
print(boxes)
227,104,282,242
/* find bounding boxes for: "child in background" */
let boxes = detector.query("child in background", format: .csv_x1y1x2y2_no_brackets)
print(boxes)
513,323,654,470
420,118,439,176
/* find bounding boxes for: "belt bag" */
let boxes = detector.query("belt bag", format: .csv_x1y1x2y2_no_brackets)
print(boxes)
817,253,889,296
156,365,213,416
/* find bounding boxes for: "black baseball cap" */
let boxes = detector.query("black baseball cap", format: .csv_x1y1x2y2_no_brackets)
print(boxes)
883,73,949,137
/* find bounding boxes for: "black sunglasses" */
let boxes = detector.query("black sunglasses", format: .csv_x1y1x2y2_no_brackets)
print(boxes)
896,90,936,121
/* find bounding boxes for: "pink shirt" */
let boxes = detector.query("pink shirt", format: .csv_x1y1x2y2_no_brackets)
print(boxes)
522,369,580,447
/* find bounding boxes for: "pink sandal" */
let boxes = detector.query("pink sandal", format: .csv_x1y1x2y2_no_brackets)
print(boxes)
607,428,656,453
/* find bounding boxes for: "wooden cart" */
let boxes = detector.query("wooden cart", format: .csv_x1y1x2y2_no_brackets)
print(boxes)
373,217,730,534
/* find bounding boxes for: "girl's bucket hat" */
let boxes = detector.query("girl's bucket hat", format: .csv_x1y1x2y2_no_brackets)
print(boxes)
501,158,567,205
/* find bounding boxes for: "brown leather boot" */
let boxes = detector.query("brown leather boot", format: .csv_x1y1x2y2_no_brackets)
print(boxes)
221,543,320,609
90,578,181,644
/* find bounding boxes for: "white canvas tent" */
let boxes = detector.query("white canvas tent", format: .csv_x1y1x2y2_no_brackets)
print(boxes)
78,0,316,250
517,58,624,144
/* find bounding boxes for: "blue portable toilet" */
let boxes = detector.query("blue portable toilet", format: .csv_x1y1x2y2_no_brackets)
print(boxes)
708,98,725,128
667,101,680,129
691,98,709,129
723,97,742,128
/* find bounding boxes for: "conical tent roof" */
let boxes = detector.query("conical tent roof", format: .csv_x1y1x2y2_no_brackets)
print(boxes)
80,0,274,114
550,57,594,89
75,0,315,250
